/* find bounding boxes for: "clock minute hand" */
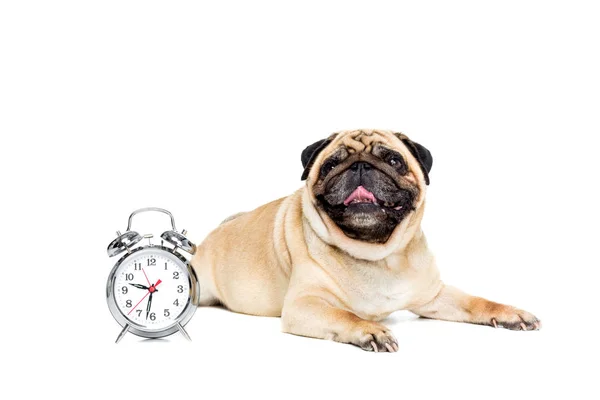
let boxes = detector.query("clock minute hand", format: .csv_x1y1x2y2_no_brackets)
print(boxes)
146,292,153,320
129,283,149,290
145,280,162,320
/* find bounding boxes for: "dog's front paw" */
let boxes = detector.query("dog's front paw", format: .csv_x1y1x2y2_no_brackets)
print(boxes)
489,307,541,331
348,321,398,352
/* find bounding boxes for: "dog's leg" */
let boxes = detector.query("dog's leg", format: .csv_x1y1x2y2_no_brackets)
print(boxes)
410,285,541,330
281,295,398,352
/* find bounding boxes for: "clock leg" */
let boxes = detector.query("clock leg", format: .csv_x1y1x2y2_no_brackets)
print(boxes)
177,322,191,341
115,324,129,344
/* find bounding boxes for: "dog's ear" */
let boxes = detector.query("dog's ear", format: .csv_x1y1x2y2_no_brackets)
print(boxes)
397,135,433,185
301,138,334,181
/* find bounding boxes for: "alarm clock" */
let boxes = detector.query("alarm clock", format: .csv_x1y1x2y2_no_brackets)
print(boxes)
106,207,200,343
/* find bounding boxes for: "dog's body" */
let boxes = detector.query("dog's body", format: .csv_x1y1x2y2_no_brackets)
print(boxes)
192,129,540,352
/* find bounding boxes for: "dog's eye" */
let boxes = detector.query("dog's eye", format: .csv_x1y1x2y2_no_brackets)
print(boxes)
388,156,401,167
321,160,337,176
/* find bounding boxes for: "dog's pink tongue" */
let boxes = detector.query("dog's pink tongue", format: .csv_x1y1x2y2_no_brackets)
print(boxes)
343,186,377,206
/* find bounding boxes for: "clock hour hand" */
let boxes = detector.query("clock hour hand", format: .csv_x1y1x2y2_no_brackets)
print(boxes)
129,283,149,290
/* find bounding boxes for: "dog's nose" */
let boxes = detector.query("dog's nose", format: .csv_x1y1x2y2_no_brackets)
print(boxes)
350,162,372,173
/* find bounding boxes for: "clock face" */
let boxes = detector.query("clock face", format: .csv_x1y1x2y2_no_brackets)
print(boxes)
112,249,191,330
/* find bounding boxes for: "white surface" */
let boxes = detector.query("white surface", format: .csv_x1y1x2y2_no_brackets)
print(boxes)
1,1,598,399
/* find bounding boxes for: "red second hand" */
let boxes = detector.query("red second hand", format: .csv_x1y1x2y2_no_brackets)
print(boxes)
149,279,162,292
142,268,151,286
128,291,150,315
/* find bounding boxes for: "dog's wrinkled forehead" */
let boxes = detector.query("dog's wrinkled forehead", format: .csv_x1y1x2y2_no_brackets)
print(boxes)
330,129,401,155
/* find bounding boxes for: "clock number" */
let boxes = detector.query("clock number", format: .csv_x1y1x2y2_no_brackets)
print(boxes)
173,299,179,306
125,273,134,281
164,262,168,271
149,312,156,321
126,300,132,308
173,271,179,279
177,285,184,293
121,286,128,295
136,310,142,317
164,309,170,317
147,258,156,266
134,262,141,271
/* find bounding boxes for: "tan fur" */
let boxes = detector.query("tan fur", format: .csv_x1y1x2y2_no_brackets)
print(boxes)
191,129,540,352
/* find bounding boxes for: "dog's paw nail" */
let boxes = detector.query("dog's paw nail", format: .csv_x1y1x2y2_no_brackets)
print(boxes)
385,343,395,352
520,322,527,331
370,341,378,352
491,318,498,328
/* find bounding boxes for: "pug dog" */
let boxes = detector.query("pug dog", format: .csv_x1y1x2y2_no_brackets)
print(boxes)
191,129,540,352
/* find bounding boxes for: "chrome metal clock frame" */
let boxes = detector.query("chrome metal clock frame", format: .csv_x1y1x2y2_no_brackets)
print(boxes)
106,245,200,342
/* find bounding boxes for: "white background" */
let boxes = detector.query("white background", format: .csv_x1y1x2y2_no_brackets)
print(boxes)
1,1,598,399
